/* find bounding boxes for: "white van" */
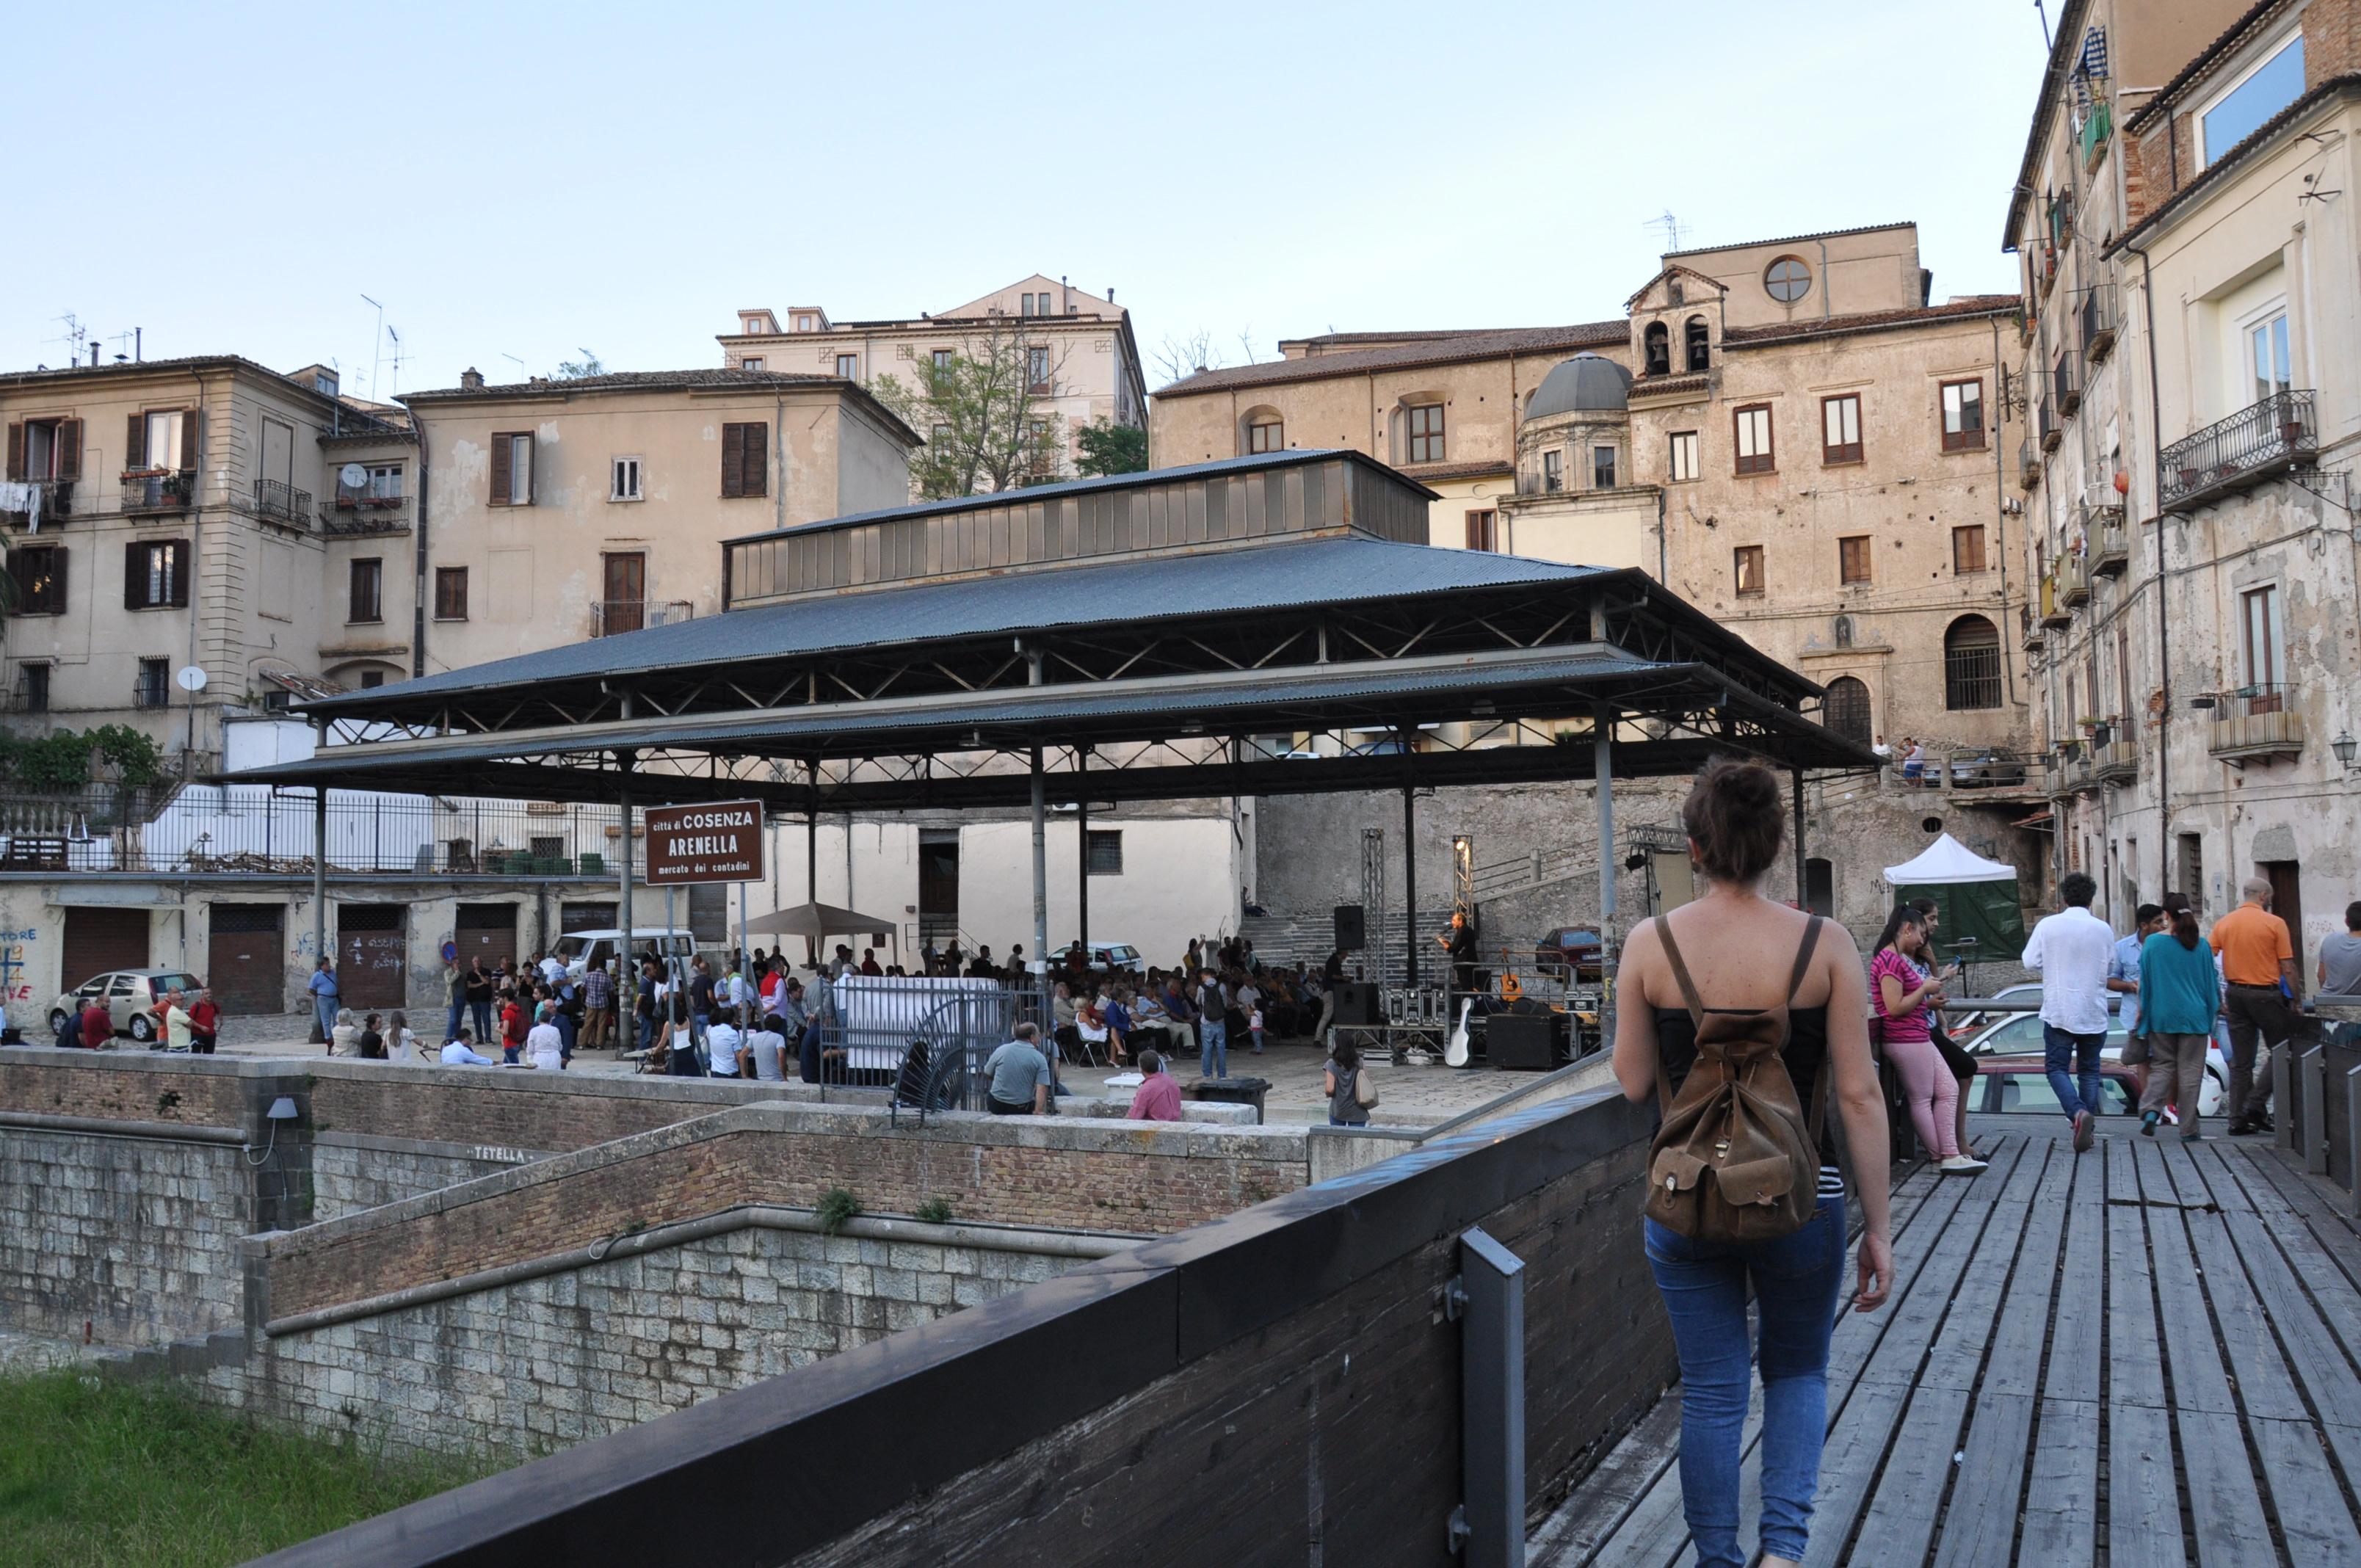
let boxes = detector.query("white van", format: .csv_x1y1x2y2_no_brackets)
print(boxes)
554,929,698,979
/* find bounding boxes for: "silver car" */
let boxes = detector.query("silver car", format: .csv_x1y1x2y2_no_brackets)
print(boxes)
48,969,204,1045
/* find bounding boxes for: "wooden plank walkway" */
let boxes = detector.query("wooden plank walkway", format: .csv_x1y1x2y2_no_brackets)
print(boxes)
1529,1128,2361,1567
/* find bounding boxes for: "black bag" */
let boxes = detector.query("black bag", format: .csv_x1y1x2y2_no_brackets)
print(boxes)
892,1039,932,1106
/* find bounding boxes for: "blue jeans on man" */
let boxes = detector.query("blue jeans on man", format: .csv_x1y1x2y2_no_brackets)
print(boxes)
2043,1024,2106,1122
313,994,338,1042
1645,1195,1846,1567
446,1001,464,1042
1200,1018,1227,1079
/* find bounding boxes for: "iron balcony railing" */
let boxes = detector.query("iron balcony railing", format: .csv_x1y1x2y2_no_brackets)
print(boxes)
319,501,410,536
2019,438,2042,488
2080,286,2117,361
0,477,73,528
2038,399,2061,451
131,675,173,709
120,470,195,515
2088,510,2129,576
590,599,693,638
2053,357,2081,415
253,478,311,525
2161,391,2317,511
2205,682,2307,762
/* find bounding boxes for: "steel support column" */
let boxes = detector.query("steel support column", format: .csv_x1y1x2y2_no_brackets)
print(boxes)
1031,747,1051,1026
1451,1226,1526,1567
1403,780,1419,988
1596,705,1617,1025
310,736,328,1045
1792,769,1808,910
617,750,637,1059
1077,745,1089,962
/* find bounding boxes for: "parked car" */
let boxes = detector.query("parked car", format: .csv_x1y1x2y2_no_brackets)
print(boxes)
1945,750,2031,790
1955,1008,2227,1118
554,928,698,979
1062,941,1145,973
1972,1053,2146,1117
1534,926,1605,982
48,969,206,1044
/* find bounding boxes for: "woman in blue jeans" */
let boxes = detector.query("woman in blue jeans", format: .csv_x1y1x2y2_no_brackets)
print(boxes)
1614,759,1895,1568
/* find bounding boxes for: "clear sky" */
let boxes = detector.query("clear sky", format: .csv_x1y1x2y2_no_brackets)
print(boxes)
6,1,2053,399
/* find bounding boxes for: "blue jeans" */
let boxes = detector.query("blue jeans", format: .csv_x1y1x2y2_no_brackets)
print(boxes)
2042,1024,2106,1122
446,1001,464,1042
469,1001,493,1045
313,995,338,1041
1645,1195,1846,1568
1200,1019,1227,1079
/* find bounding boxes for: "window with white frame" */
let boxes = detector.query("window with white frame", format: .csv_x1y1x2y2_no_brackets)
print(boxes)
2249,311,2291,403
1668,430,1700,482
2200,33,2304,167
142,410,186,471
2241,583,2282,692
611,457,643,501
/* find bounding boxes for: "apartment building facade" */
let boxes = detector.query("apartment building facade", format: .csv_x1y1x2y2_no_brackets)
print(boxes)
1152,224,2028,757
1,356,416,755
717,276,1149,486
2009,0,2361,966
403,369,915,670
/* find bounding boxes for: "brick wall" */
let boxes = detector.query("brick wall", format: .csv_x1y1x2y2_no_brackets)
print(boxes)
311,1137,531,1220
0,1128,250,1346
304,1069,816,1156
206,1223,1078,1463
0,1053,252,1130
264,1105,1309,1322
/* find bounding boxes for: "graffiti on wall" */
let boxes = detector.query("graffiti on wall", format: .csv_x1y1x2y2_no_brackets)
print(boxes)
0,927,37,1004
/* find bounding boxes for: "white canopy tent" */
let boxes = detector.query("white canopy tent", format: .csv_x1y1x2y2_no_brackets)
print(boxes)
1882,833,2017,886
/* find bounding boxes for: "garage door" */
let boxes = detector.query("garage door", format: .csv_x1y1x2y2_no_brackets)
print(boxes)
337,904,407,1009
208,904,285,1015
61,907,150,992
454,903,519,972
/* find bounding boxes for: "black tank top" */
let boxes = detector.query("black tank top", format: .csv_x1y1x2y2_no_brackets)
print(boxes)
1655,1006,1845,1197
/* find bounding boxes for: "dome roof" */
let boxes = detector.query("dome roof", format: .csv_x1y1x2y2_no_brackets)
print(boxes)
1526,352,1631,418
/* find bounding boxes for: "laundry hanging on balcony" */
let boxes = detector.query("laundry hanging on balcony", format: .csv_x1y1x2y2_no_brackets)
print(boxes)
0,480,42,531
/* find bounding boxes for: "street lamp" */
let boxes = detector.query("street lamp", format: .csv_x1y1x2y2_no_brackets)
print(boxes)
2333,730,2357,767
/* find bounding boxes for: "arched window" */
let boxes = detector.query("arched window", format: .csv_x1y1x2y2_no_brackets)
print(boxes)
1824,675,1874,748
1686,317,1711,373
1944,615,2004,710
1241,407,1283,455
1643,322,1670,377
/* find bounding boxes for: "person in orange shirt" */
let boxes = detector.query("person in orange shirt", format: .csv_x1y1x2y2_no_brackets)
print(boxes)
2209,876,2299,1135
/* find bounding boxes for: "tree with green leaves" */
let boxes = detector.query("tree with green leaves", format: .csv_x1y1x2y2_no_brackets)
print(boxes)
870,316,1067,499
1076,420,1147,477
554,351,606,380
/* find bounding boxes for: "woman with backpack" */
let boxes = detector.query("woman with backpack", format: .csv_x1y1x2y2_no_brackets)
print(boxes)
1872,905,1984,1175
1614,758,1893,1568
1324,1037,1374,1127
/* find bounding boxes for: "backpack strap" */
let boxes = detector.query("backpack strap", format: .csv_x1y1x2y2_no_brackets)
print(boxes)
1785,914,1827,1003
1650,915,1705,1116
1787,914,1832,1147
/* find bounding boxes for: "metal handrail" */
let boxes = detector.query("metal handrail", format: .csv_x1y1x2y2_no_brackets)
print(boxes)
253,478,311,524
2161,391,2315,509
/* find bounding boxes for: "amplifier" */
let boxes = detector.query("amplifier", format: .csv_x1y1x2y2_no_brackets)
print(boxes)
1330,981,1381,1028
1487,1009,1567,1071
1332,904,1366,950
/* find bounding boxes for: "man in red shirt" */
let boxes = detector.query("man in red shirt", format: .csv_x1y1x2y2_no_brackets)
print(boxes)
1126,1049,1183,1122
186,989,222,1056
79,997,113,1050
499,998,527,1064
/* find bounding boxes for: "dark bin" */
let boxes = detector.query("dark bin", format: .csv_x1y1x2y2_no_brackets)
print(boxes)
1187,1076,1271,1125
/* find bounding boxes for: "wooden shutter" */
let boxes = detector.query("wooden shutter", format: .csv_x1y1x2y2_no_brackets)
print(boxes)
126,413,146,470
181,409,200,471
4,423,21,481
742,422,767,497
123,541,145,608
54,419,81,481
168,539,189,606
46,547,67,613
490,433,512,505
720,423,746,498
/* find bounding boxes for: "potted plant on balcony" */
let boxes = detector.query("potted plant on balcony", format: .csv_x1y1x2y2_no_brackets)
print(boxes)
2178,464,2202,488
2086,719,2112,748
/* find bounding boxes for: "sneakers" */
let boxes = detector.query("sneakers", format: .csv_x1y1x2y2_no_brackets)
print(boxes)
2140,1110,2160,1138
2072,1110,2096,1153
1940,1155,1990,1175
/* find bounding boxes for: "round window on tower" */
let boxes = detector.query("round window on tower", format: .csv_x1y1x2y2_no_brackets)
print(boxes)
1765,256,1813,304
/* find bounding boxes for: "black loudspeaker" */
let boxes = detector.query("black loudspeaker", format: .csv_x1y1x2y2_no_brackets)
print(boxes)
1331,981,1380,1027
1487,1009,1566,1071
1332,904,1366,950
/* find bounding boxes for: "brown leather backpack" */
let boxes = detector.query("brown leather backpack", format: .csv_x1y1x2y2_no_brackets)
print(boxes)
1645,913,1829,1244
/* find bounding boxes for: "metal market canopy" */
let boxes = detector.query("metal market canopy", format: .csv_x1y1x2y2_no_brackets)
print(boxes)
231,451,1877,808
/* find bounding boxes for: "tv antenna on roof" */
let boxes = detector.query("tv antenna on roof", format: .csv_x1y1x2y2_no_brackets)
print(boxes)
361,294,385,396
385,324,406,396
1647,211,1687,253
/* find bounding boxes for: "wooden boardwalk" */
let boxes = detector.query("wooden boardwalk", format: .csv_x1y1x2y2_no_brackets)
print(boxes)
1530,1128,2361,1567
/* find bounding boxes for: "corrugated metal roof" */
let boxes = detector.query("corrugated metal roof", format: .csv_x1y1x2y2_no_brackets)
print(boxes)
238,647,1777,786
307,534,1613,714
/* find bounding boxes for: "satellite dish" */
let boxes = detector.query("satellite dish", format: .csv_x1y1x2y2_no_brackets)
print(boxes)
338,462,369,489
175,665,208,693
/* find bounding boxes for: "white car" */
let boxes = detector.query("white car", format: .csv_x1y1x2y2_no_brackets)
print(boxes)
553,929,698,979
49,969,205,1044
1956,1008,2228,1118
1062,941,1146,973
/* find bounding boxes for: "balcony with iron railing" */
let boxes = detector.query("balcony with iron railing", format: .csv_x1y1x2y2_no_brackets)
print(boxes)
590,599,694,638
2019,437,2042,489
2094,730,2139,783
253,477,311,526
2039,572,2070,628
2080,285,2117,362
319,494,411,535
0,478,73,529
2088,509,2128,576
2160,391,2316,512
2020,602,2045,653
2203,683,2306,763
120,470,195,515
2053,358,2081,416
2060,551,2091,608
2039,398,2061,452
2079,98,2113,169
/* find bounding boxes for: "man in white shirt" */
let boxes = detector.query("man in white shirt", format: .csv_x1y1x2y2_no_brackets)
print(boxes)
743,1020,788,1081
706,1019,744,1078
2021,871,2114,1153
524,1006,566,1071
440,1031,497,1067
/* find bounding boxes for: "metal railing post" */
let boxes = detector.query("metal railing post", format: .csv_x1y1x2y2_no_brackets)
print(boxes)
1450,1226,1526,1567
2346,1064,2361,1221
2275,1045,2295,1153
2304,1046,2329,1175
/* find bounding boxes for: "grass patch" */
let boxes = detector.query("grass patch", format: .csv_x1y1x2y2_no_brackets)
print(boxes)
814,1187,863,1235
0,1368,491,1567
913,1197,954,1226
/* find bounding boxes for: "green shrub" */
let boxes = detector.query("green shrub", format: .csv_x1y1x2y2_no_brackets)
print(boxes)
814,1188,862,1235
913,1197,954,1226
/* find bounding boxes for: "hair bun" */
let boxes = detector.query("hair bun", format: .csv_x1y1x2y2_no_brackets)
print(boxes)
1681,757,1785,885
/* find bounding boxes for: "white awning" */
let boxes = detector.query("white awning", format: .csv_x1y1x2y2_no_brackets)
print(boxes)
1882,832,2017,886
